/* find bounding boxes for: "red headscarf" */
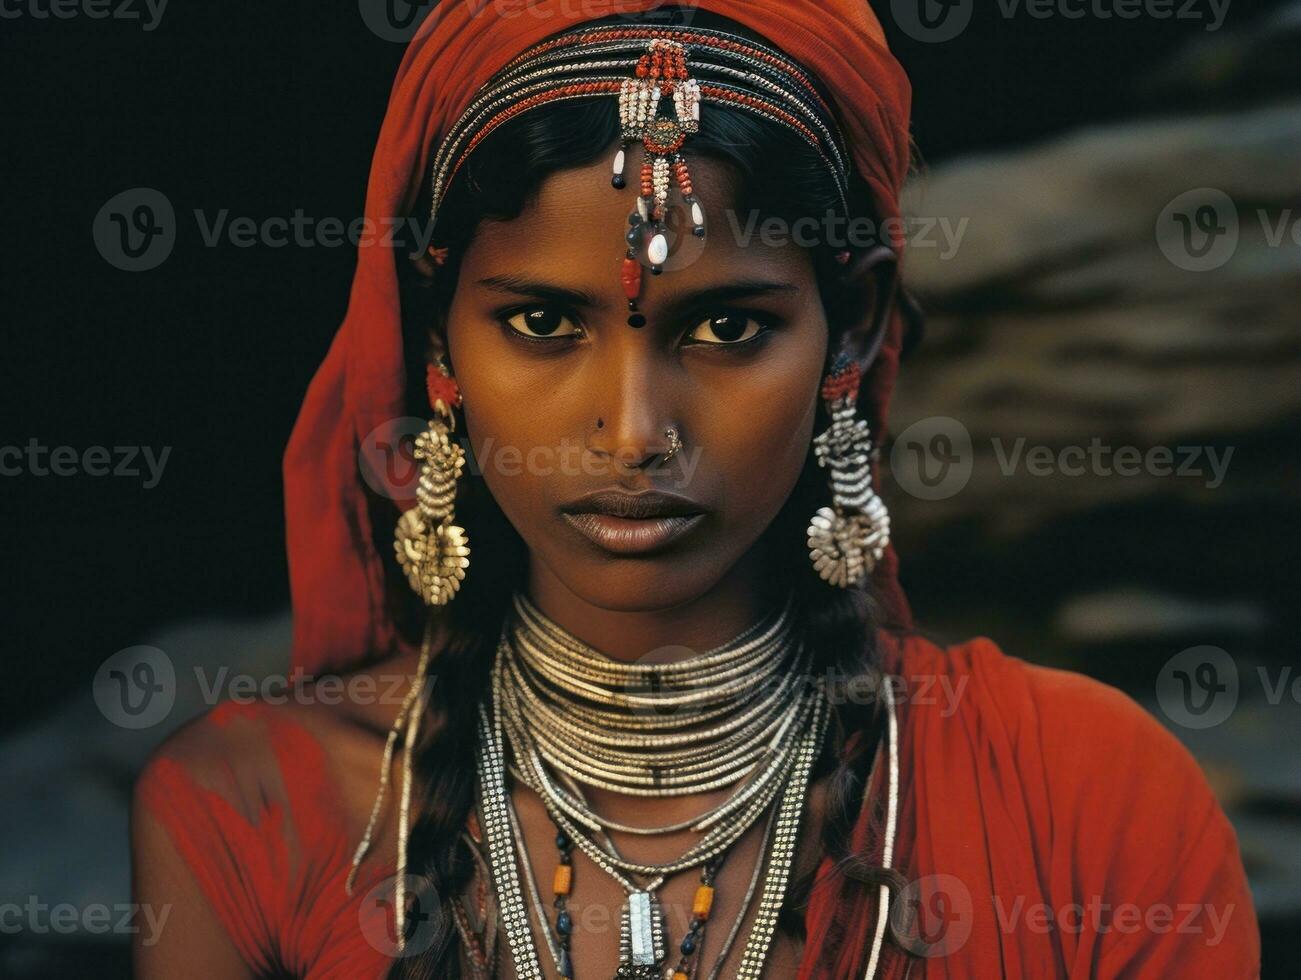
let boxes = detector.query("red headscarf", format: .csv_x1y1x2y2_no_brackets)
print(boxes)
283,0,914,678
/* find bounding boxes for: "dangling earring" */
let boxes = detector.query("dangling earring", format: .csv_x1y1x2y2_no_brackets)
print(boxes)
394,358,470,606
807,350,890,588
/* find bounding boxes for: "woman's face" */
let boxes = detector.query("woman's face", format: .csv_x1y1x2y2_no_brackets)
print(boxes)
442,142,830,613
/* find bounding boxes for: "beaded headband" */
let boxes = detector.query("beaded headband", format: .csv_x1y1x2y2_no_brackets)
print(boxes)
427,22,853,325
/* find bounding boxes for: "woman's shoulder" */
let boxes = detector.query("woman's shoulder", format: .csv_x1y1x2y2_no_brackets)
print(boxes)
132,648,422,868
139,646,418,780
890,630,1232,821
886,631,1260,976
131,654,419,976
891,630,1193,777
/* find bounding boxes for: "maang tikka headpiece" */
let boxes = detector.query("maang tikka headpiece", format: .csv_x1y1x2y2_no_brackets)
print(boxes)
612,37,702,318
425,22,853,326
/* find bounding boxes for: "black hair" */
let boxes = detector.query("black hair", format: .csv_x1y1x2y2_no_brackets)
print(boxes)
380,9,904,976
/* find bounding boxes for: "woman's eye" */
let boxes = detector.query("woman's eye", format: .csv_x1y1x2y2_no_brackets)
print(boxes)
686,311,766,345
503,306,581,339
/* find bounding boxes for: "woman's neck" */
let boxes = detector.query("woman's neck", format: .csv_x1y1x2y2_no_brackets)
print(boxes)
525,548,775,663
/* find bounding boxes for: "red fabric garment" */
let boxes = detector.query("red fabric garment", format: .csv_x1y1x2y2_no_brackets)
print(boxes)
169,2,1262,975
137,636,1260,977
801,637,1260,979
282,0,915,682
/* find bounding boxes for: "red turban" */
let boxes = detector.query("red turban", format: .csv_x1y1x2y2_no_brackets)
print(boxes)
284,0,914,678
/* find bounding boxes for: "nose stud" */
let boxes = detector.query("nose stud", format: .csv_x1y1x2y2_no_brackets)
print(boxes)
662,426,682,463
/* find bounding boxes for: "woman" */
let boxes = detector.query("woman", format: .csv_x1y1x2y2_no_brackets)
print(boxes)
131,1,1260,977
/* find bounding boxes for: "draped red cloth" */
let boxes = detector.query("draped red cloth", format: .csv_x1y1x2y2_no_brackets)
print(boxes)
137,635,1260,977
797,637,1260,979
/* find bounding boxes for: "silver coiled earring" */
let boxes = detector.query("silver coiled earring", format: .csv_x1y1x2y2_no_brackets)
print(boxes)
807,351,890,588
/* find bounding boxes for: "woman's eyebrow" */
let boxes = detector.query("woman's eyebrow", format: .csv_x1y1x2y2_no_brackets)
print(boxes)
476,274,799,317
659,280,800,321
476,274,604,309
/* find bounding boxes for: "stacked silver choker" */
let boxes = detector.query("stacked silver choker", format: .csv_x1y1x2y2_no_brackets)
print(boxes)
477,591,828,980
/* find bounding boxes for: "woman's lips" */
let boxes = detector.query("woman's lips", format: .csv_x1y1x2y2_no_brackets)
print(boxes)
561,511,706,555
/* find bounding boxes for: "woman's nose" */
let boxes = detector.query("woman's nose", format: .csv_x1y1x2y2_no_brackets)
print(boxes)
584,352,677,472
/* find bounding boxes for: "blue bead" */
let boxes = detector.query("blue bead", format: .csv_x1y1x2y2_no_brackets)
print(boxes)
555,831,570,849
559,950,573,976
557,911,572,935
681,934,697,954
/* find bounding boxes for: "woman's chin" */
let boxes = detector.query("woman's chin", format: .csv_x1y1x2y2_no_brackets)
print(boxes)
540,549,731,614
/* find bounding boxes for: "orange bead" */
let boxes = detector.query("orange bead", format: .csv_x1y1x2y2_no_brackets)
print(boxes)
673,973,690,980
693,884,715,919
553,864,572,897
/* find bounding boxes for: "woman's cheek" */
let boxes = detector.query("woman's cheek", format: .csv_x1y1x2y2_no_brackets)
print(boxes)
708,373,819,523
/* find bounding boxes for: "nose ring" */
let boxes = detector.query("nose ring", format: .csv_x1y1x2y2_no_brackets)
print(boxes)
662,426,682,463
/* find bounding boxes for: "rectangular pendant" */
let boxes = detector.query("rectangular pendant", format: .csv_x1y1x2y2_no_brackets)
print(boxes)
627,891,657,967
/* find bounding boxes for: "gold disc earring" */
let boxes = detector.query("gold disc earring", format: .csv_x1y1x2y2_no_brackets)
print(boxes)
394,359,471,606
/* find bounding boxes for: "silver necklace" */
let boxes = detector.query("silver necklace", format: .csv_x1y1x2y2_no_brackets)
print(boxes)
478,597,829,979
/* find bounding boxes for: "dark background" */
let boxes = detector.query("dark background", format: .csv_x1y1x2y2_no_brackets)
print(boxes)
6,0,1287,732
3,0,1296,977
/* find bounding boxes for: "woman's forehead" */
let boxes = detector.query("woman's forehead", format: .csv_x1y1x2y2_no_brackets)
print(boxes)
460,145,815,292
